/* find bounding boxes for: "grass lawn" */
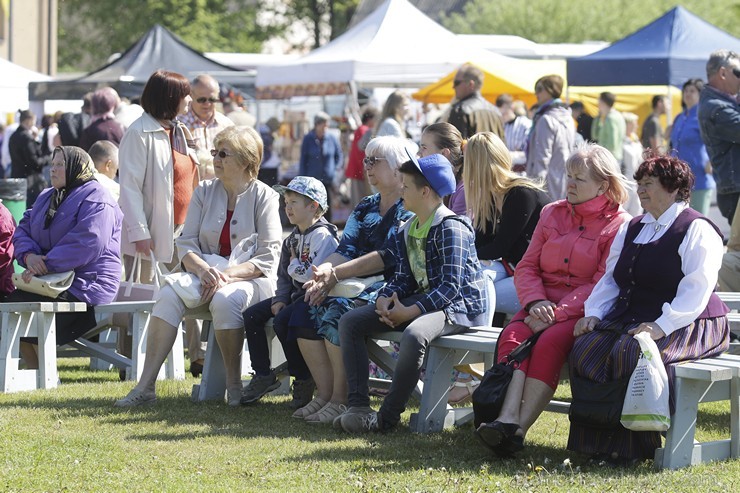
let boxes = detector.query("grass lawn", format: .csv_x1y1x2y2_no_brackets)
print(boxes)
1,359,738,492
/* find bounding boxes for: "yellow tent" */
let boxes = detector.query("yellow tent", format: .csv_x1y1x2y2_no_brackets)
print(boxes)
412,59,567,107
567,86,683,127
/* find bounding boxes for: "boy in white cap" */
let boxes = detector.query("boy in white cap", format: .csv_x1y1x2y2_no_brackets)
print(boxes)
241,176,339,408
334,152,487,433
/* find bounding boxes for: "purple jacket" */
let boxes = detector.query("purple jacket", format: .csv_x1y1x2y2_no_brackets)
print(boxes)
13,181,123,305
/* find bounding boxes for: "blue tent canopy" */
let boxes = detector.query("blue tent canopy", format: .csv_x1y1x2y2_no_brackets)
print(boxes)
567,6,740,88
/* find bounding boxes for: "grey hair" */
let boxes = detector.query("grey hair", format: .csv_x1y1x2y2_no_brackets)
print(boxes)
365,136,419,170
192,74,219,90
566,142,632,205
706,49,740,78
314,111,331,126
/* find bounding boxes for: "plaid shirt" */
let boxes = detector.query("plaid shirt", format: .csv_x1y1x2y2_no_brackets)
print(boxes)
178,110,234,150
379,205,487,326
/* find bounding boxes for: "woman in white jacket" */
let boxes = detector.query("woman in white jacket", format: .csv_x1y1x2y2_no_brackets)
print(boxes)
117,70,204,373
116,126,282,407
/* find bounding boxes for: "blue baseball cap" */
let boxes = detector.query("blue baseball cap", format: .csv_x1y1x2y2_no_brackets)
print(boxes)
404,149,456,197
273,176,329,212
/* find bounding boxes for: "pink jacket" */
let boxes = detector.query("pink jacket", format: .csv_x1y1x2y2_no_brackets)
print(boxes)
514,194,629,323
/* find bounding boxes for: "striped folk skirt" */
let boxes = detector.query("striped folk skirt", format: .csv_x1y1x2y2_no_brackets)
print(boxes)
566,316,729,460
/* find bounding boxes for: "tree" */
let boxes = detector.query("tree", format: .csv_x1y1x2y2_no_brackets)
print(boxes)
280,0,360,50
58,0,281,72
443,0,739,44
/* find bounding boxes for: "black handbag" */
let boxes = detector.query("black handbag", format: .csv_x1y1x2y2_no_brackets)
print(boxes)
472,331,542,428
568,374,630,429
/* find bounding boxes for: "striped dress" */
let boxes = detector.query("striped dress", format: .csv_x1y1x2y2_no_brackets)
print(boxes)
567,207,729,460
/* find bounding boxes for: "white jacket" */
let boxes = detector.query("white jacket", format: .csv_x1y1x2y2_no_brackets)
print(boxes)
118,112,198,262
176,178,282,296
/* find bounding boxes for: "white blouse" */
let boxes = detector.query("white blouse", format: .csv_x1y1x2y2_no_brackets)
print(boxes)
584,202,723,335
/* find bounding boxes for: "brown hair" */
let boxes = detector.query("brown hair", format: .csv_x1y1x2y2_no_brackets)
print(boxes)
423,122,464,168
535,75,564,99
634,151,694,203
457,63,484,90
140,70,191,120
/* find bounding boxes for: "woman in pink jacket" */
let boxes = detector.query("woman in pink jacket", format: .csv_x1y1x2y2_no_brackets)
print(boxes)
475,143,631,456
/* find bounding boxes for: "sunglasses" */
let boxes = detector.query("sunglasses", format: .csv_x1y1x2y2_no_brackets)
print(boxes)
733,67,740,78
196,97,220,104
210,149,234,159
452,79,465,87
363,156,387,167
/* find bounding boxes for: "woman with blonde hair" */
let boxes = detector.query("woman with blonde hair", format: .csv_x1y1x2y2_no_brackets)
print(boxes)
374,90,409,139
475,143,631,457
463,132,550,316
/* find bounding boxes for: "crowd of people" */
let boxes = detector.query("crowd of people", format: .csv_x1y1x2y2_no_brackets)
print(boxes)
0,49,738,468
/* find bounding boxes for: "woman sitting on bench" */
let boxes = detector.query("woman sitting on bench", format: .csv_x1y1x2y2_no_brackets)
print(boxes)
115,126,281,407
568,153,730,466
10,146,123,368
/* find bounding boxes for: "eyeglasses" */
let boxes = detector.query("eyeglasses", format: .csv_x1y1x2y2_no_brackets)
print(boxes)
733,67,740,78
196,97,220,104
210,149,235,159
452,79,465,87
363,156,387,167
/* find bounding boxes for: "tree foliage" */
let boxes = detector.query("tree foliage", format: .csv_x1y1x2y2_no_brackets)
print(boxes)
280,0,360,50
443,0,740,44
58,0,280,72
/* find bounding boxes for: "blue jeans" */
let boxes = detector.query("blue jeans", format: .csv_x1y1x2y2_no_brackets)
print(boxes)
482,261,521,315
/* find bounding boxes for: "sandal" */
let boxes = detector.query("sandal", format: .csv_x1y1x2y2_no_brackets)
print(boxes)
447,378,480,405
305,402,348,424
474,421,524,456
291,397,327,419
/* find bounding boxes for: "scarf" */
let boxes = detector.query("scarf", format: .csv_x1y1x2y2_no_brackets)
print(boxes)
45,146,97,229
168,120,197,155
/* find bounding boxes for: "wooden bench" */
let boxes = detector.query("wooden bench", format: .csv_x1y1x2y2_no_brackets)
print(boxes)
187,309,289,403
0,302,88,392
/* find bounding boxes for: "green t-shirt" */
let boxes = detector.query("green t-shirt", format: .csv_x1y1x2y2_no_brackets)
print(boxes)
406,209,437,294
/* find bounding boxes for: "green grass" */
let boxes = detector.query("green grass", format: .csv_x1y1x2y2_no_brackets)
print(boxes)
1,359,739,492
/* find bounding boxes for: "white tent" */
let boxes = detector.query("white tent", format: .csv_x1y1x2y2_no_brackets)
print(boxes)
255,0,520,99
0,58,50,117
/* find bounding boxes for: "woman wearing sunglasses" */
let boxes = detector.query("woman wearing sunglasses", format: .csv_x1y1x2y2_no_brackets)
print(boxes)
116,126,281,407
293,136,415,423
118,69,202,372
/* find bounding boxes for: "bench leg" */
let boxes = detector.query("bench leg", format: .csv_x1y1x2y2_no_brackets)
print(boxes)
659,377,705,469
130,312,148,382
412,346,457,433
191,321,227,402
266,321,290,396
732,376,739,459
164,323,185,381
89,327,116,371
36,313,59,390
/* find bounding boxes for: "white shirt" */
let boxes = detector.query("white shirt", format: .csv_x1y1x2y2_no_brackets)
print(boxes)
585,202,723,335
94,172,120,201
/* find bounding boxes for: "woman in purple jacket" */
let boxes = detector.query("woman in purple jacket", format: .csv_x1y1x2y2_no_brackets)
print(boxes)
9,146,123,368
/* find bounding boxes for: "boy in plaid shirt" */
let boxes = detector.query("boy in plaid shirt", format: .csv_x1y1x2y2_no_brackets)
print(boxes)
334,151,487,433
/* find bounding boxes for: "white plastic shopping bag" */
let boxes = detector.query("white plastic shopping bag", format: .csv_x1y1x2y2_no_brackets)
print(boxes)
620,331,671,431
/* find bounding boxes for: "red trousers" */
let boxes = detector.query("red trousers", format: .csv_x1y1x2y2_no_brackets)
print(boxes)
496,309,577,390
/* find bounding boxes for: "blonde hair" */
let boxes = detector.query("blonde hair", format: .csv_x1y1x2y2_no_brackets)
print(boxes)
565,142,631,205
379,90,409,126
463,132,544,233
213,126,263,183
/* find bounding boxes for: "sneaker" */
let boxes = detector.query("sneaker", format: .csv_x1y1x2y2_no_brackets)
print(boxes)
240,372,280,405
338,406,380,433
114,388,156,407
289,377,316,409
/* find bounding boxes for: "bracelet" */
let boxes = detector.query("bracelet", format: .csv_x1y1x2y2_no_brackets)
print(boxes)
330,267,340,285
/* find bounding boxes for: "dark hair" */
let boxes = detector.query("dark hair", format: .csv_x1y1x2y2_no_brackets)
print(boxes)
399,160,432,192
140,70,191,120
19,109,34,123
599,92,616,107
360,105,379,125
534,75,564,99
634,151,695,203
651,95,666,109
570,101,585,111
495,94,513,108
457,63,484,90
682,78,705,92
